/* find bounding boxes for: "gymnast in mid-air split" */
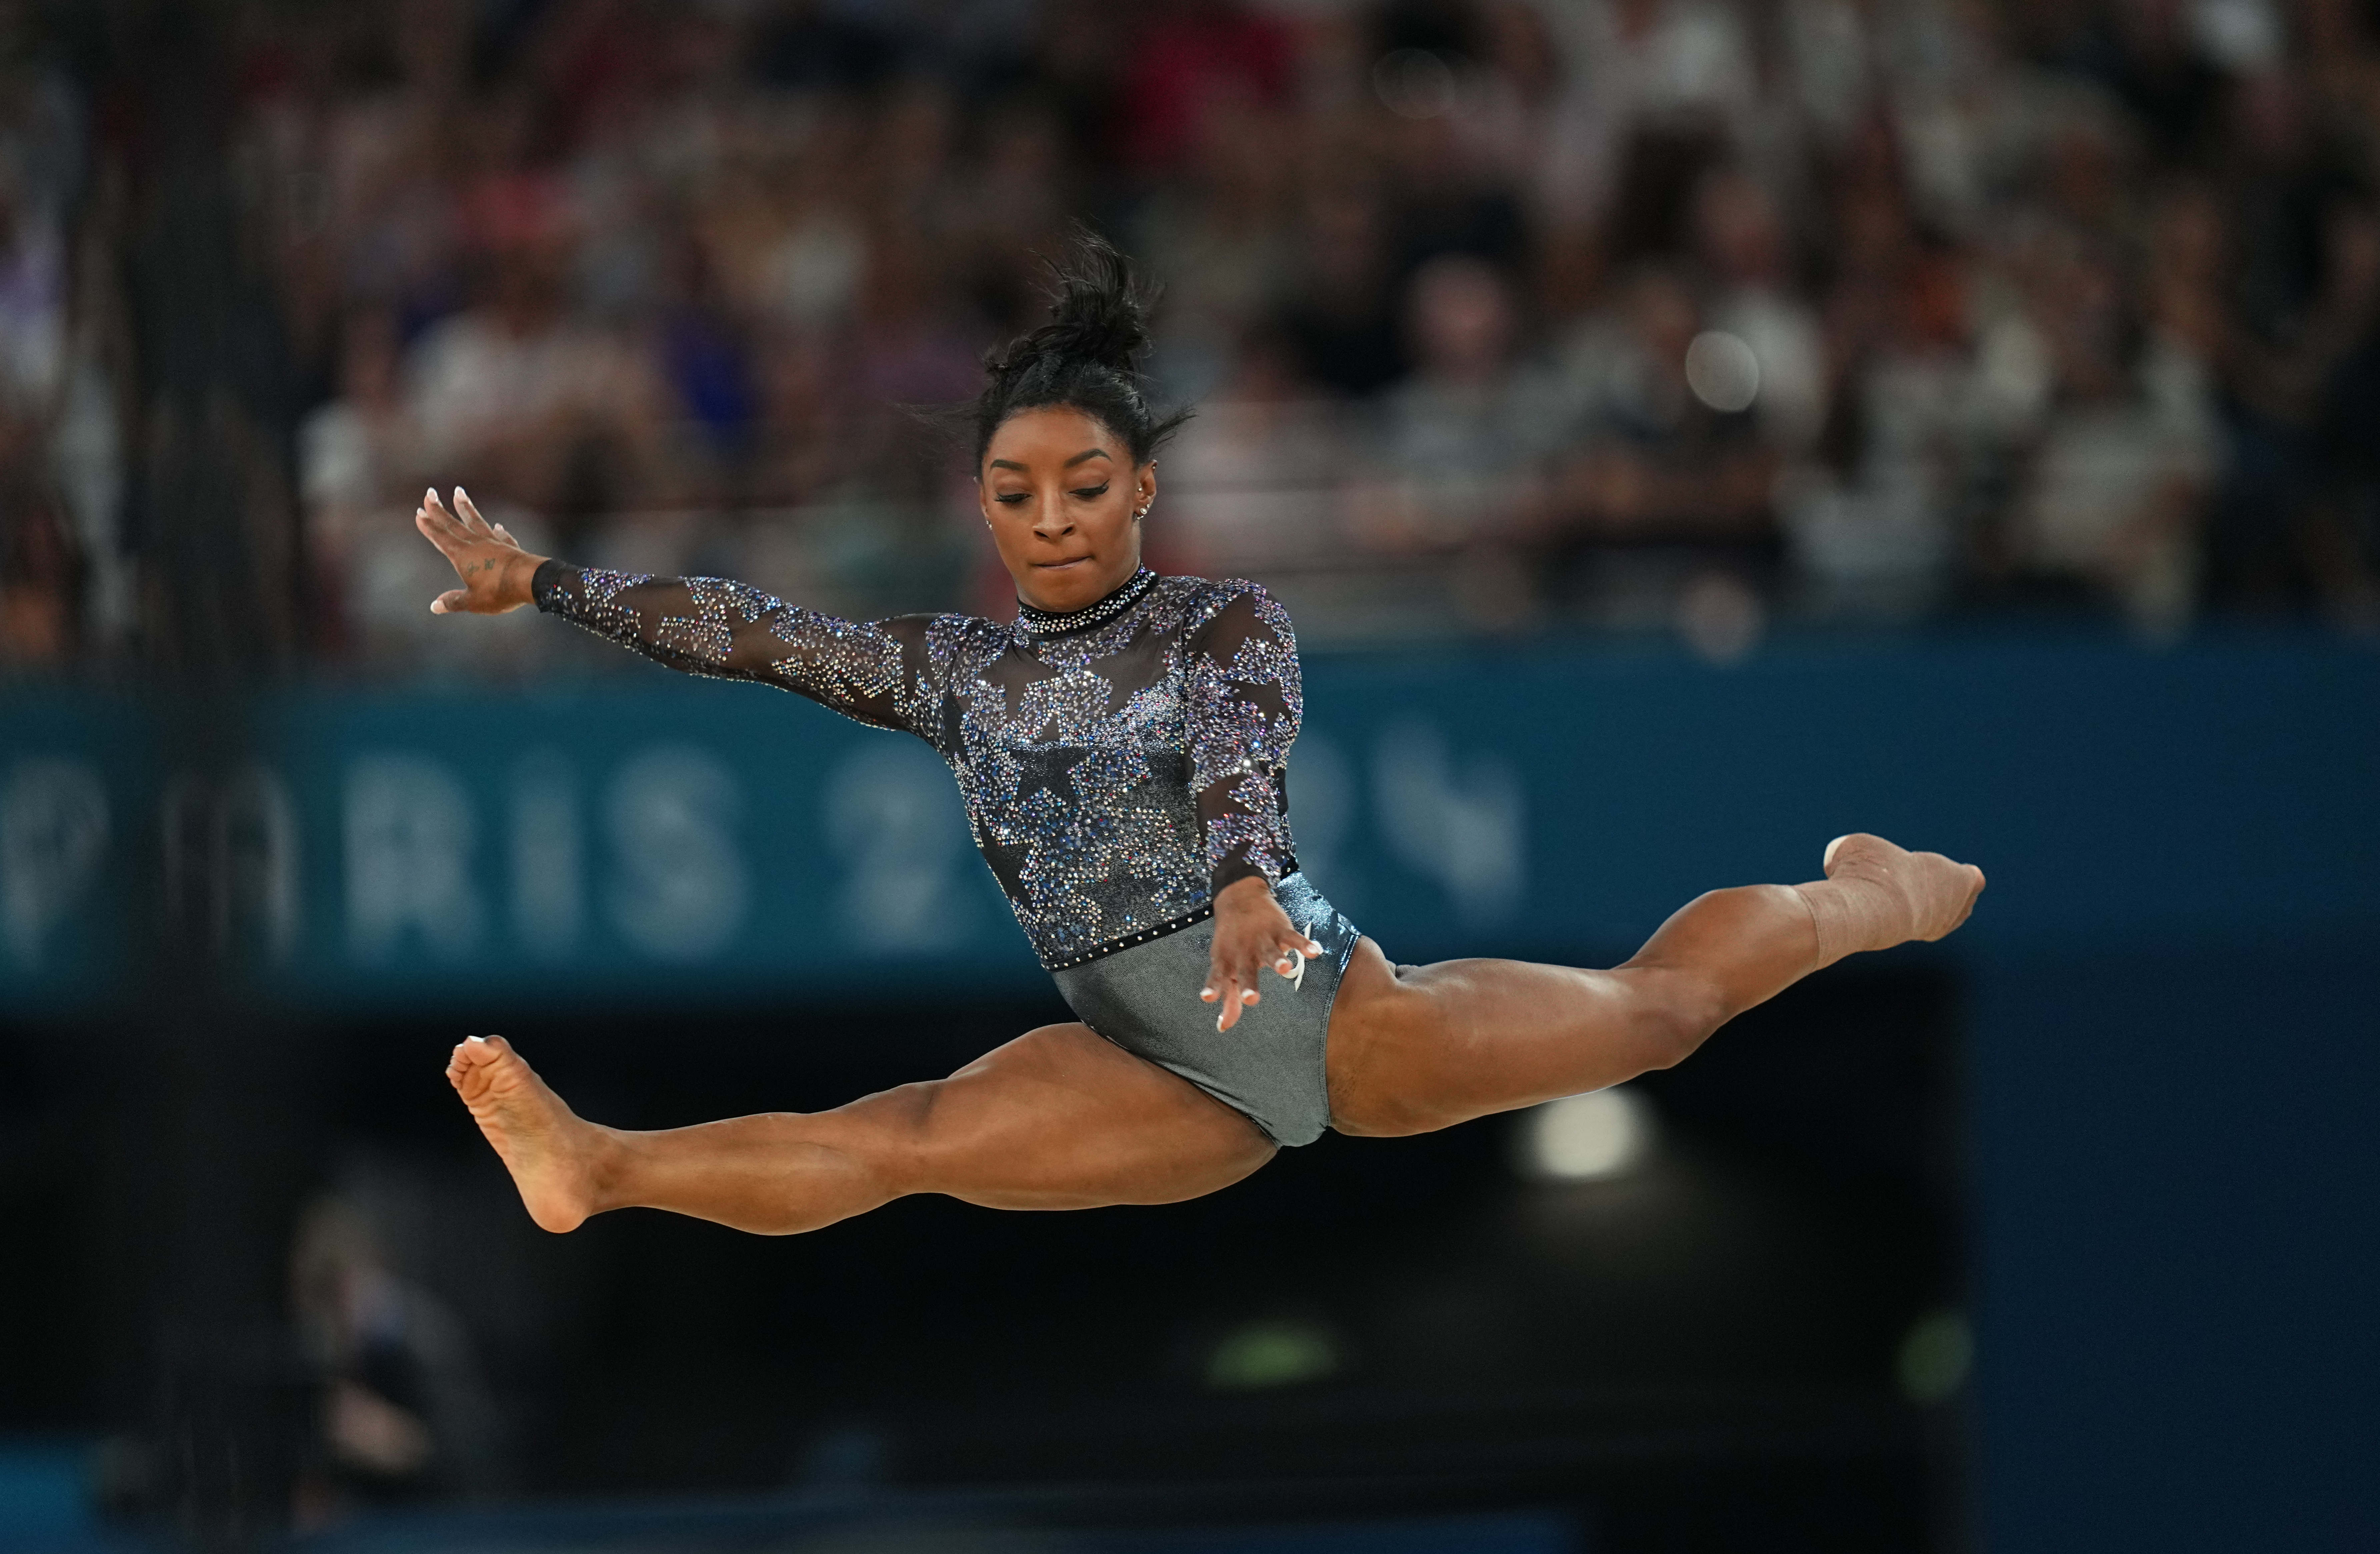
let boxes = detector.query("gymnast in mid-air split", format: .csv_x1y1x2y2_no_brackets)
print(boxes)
418,235,1984,1237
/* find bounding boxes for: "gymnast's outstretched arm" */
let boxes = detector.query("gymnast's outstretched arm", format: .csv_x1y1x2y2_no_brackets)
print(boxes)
412,486,938,734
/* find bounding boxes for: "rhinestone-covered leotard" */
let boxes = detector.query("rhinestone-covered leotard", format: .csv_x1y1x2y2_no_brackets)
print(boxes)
531,560,1301,972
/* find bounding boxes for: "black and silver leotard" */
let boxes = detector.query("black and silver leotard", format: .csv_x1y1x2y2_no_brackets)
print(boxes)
531,559,1361,1145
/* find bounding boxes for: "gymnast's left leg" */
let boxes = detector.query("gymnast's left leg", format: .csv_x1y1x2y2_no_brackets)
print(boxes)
1323,833,1984,1137
446,1022,1276,1236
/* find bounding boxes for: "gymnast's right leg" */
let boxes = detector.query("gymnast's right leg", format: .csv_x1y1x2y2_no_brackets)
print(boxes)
447,1024,1276,1236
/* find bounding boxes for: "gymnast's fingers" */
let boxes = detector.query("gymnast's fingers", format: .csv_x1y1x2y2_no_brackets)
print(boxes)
1271,928,1325,978
451,486,495,535
415,503,466,557
421,488,465,538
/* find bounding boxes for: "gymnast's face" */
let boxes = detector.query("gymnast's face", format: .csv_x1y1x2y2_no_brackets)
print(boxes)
979,406,1156,614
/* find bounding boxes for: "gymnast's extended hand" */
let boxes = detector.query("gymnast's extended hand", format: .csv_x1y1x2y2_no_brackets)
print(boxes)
415,487,548,614
1202,875,1330,1033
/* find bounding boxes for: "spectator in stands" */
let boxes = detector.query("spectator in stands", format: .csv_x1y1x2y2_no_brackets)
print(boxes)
1362,254,1566,557
289,1194,501,1519
1558,265,1776,544
2005,231,2219,635
0,411,78,667
1149,326,1349,578
1278,182,1409,399
298,308,423,658
403,174,667,518
1693,169,1826,455
22,0,2379,674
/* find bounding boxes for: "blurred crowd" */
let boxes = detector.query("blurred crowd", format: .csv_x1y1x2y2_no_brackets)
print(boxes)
5,0,2380,671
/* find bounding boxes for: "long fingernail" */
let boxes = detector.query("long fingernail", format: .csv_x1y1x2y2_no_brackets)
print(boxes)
1200,986,1215,1000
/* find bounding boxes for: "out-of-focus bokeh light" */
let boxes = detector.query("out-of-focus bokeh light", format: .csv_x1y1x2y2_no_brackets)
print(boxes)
1372,49,1463,120
1897,1308,1973,1404
1684,331,1762,413
1204,1318,1342,1391
1514,1087,1656,1183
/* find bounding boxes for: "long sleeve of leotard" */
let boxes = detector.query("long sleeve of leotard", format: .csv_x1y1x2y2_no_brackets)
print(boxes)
532,560,938,735
1183,584,1302,897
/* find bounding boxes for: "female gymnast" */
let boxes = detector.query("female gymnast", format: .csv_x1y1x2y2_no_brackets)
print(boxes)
417,237,1984,1238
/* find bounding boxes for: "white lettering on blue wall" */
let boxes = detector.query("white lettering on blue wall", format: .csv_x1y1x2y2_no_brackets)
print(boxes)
0,758,110,970
345,754,482,962
509,751,581,958
823,742,975,950
1371,720,1525,924
605,747,747,961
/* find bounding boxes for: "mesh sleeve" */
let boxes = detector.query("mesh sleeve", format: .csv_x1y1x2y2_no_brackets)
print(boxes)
1183,584,1302,896
532,560,936,735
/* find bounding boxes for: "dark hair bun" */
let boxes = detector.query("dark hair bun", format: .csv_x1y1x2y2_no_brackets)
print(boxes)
991,235,1153,379
972,229,1188,464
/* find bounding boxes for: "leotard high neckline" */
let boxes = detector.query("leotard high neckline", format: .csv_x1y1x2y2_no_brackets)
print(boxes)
1013,565,1157,638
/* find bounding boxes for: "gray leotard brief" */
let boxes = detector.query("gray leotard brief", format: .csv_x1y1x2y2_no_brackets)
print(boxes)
1050,873,1361,1148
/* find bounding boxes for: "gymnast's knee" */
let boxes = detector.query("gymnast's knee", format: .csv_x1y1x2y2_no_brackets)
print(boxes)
794,1082,945,1206
1623,966,1730,1069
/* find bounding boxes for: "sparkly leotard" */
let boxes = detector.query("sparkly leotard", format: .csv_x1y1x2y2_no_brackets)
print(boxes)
532,559,1362,1144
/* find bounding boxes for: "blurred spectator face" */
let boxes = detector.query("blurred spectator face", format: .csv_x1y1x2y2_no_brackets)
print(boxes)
489,238,570,332
340,310,404,412
2045,114,2128,231
2152,183,2227,282
2115,0,2192,64
2231,70,2305,162
0,453,76,666
1694,171,1786,290
2023,235,2127,400
1482,0,1562,108
1299,185,1391,307
1407,255,1516,383
1623,267,1699,373
875,81,956,197
394,0,470,95
2325,201,2380,318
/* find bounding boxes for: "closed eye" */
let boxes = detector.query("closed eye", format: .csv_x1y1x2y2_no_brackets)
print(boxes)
1071,483,1110,500
994,493,1029,505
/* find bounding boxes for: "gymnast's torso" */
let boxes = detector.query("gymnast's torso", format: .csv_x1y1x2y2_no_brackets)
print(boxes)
532,560,1303,971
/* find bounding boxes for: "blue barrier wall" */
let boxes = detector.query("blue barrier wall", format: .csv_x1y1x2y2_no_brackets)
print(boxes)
6,635,2373,1010
4,634,2376,1551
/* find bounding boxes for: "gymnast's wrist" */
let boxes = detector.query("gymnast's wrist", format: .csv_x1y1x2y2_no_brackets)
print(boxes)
1213,874,1274,915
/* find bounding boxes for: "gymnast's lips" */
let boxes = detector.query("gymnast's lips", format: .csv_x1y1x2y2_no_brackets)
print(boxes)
1033,555,1093,570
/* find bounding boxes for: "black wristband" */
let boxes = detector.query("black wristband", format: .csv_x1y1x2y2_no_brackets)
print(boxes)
529,558,574,612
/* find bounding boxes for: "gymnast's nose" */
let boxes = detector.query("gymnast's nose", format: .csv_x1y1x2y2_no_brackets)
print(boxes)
1032,500,1075,541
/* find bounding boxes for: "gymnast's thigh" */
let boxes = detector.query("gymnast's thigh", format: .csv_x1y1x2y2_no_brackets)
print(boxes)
844,1022,1277,1212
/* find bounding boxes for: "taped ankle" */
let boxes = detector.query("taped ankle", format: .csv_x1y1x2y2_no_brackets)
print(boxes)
1793,873,1914,969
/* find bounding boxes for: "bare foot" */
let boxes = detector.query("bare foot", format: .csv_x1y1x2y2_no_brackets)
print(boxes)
446,1035,610,1232
1803,832,1987,964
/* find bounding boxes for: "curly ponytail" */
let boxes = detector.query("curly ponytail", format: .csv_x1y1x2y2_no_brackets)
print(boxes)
971,229,1191,466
